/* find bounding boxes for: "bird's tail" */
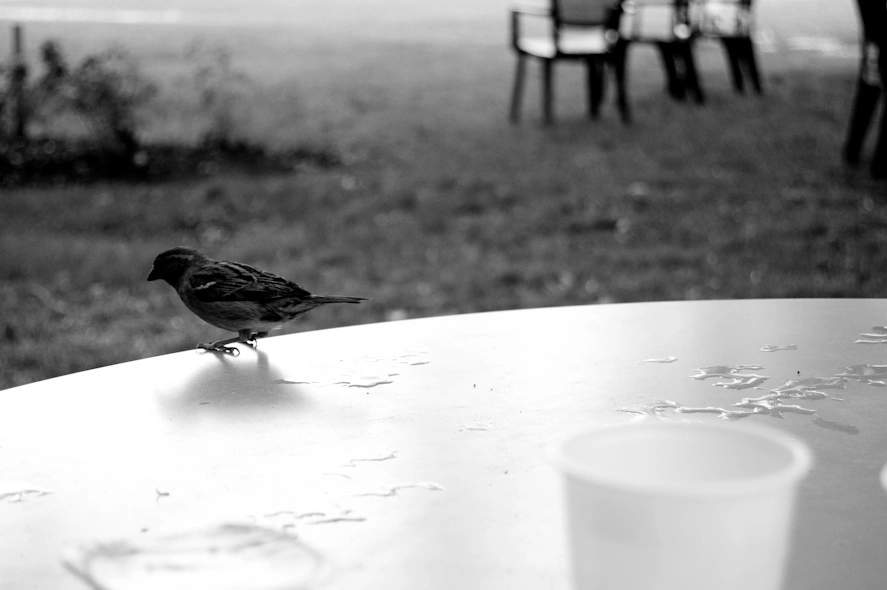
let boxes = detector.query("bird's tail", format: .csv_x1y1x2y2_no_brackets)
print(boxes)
310,295,367,305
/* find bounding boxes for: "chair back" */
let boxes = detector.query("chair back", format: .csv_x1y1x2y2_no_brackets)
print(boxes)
692,0,754,37
554,0,621,27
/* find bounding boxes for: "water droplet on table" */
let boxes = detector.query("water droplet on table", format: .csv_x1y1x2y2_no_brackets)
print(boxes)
691,365,769,390
760,344,798,352
835,364,887,386
639,356,678,364
334,377,396,389
353,482,445,498
734,396,816,417
342,450,398,467
459,421,494,432
0,481,52,504
276,351,429,392
251,509,365,528
392,352,431,366
622,380,858,434
855,326,887,344
309,512,367,524
618,400,680,421
770,376,847,400
675,405,758,420
691,365,765,380
63,523,325,590
276,375,396,389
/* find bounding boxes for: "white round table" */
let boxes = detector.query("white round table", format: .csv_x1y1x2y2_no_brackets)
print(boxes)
2,300,886,589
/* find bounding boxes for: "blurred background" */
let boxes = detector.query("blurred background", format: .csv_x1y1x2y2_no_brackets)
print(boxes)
0,0,883,389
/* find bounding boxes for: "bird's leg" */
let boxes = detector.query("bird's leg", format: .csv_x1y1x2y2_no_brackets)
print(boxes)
246,331,269,348
197,338,241,355
197,329,254,355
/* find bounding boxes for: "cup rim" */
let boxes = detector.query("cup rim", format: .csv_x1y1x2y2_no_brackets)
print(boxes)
549,421,813,497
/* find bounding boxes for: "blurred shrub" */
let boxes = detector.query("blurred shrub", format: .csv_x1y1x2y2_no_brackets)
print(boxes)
32,40,157,157
186,41,254,150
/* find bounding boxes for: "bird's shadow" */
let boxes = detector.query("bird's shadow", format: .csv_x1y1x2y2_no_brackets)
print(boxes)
154,345,312,426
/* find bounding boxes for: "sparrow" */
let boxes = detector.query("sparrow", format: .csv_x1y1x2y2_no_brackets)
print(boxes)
147,247,366,354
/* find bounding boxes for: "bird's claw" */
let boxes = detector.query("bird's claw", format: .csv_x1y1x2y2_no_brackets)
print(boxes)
197,342,241,356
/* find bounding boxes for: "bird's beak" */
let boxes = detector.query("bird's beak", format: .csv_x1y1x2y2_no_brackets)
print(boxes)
147,268,160,281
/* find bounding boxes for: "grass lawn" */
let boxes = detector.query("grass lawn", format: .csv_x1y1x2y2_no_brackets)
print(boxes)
1,8,884,389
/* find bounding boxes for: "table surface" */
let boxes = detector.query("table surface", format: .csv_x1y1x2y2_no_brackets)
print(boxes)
2,299,887,590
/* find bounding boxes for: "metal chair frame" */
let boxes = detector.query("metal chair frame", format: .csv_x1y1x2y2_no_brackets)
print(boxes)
620,0,705,103
692,0,762,94
509,0,630,125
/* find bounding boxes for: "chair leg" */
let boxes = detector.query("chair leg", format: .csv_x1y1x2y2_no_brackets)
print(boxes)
587,58,605,119
722,38,745,93
872,103,886,178
872,103,887,178
741,37,764,94
657,42,683,99
872,53,887,178
542,59,554,125
843,80,881,166
680,41,706,104
612,40,631,124
510,54,527,123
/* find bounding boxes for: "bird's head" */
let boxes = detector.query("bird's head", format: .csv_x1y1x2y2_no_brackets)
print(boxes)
147,247,208,287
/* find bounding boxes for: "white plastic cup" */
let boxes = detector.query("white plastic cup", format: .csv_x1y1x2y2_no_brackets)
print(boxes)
551,422,812,590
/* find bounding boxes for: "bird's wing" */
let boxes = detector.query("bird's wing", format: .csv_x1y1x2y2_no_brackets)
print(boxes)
186,260,313,302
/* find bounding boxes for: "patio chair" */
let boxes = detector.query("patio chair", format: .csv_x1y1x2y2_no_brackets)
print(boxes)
509,0,629,125
620,0,705,103
692,0,762,94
